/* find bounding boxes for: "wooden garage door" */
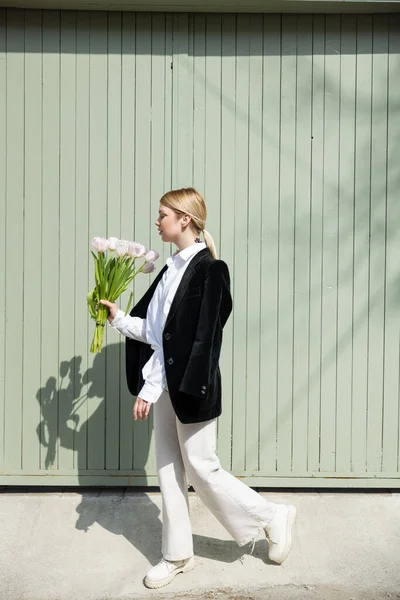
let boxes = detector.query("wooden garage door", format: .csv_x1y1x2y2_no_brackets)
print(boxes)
0,9,399,486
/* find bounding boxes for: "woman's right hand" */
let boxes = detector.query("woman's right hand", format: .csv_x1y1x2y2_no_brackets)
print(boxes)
99,299,118,323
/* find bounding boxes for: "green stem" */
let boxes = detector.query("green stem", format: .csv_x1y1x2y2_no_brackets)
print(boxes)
90,303,108,353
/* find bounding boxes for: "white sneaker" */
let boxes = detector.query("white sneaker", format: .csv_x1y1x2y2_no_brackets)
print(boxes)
265,504,297,564
144,557,195,589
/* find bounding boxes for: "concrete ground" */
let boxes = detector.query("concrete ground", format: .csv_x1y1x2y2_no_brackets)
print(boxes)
0,489,399,600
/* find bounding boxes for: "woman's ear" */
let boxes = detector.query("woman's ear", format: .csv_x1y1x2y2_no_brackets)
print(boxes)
181,214,191,228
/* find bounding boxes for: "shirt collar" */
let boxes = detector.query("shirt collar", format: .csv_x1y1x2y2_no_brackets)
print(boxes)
166,242,207,268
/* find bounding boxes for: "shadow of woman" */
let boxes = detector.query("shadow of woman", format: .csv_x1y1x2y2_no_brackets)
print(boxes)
35,343,269,567
74,490,163,566
73,490,268,566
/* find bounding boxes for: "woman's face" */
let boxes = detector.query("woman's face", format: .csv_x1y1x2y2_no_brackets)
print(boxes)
155,204,183,243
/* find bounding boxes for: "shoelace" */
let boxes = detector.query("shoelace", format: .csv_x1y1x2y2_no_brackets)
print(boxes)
249,538,256,555
238,538,256,564
265,527,278,545
265,534,278,544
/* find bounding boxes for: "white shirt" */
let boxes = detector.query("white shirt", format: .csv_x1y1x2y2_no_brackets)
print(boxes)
110,242,207,403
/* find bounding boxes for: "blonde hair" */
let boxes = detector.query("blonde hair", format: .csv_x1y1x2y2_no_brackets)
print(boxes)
160,187,218,259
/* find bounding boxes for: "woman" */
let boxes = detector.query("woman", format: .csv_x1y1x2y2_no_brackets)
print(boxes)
100,188,296,589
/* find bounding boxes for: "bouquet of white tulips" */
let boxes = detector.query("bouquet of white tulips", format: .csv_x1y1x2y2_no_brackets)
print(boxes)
87,236,159,353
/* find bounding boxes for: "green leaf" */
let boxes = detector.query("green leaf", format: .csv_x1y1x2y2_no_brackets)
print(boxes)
86,288,98,320
107,257,120,299
125,290,134,316
98,252,108,298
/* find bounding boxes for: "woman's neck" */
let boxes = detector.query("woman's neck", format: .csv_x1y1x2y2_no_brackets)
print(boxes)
174,233,199,253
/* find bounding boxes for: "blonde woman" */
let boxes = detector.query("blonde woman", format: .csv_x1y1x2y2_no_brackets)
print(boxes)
100,188,296,589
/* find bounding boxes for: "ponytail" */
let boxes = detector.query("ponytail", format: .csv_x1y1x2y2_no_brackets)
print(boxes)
203,229,218,259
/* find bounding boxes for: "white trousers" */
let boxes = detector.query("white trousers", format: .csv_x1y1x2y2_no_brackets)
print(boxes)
153,390,278,561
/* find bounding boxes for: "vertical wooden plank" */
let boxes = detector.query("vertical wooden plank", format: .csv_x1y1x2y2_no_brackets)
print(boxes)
276,14,296,473
192,13,205,191
172,12,193,187
336,14,356,473
0,8,7,470
4,9,25,472
245,14,262,473
308,14,325,473
352,15,372,473
105,11,122,471
217,13,236,471
292,15,312,474
231,14,249,474
58,10,77,472
87,11,108,470
366,15,389,473
320,14,340,473
22,9,43,472
151,12,173,269
259,14,281,475
145,12,173,474
164,12,174,265
74,10,90,473
133,12,152,473
204,15,221,253
382,14,400,473
40,9,60,471
205,14,223,459
133,12,152,320
119,11,135,471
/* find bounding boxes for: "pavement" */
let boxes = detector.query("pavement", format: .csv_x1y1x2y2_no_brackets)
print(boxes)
0,488,400,600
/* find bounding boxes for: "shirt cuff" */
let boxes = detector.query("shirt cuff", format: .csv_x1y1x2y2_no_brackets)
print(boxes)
138,381,165,404
110,309,128,328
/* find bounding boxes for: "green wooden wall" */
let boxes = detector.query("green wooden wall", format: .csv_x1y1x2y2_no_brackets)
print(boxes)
1,9,399,487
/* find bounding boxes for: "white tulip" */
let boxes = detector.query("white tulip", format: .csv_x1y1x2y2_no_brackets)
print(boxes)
127,242,147,258
145,250,160,263
115,240,130,257
107,237,119,251
142,261,156,274
92,237,109,253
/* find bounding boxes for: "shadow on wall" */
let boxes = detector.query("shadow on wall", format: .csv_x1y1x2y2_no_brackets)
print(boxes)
5,11,399,57
35,342,152,473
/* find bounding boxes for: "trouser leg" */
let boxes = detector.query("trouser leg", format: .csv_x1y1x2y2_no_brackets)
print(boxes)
176,417,278,547
153,391,193,560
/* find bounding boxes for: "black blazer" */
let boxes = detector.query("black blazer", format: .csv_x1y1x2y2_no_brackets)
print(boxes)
125,248,232,423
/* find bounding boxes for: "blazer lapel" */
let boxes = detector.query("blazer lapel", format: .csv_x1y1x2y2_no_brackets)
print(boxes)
165,248,210,328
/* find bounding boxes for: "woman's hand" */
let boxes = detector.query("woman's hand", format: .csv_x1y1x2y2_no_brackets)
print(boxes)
133,397,151,421
99,299,118,323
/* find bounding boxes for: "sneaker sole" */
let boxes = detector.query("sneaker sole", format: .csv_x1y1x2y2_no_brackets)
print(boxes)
272,504,297,565
144,557,195,589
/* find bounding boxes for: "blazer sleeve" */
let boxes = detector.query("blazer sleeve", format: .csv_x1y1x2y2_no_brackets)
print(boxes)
178,260,232,399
